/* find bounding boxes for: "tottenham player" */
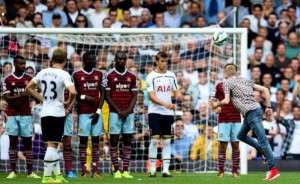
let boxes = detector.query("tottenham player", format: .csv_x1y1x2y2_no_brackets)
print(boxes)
72,52,105,178
146,51,182,177
2,55,40,179
26,48,76,183
103,50,138,179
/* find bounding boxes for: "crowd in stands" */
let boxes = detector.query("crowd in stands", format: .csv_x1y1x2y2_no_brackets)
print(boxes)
0,0,300,172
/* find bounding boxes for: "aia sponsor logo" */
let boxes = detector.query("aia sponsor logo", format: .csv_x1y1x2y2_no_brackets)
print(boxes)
157,85,170,92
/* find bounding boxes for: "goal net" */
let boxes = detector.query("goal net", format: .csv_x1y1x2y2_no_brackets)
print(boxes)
0,28,248,174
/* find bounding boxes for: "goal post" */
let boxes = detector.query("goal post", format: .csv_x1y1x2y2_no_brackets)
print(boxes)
0,28,248,174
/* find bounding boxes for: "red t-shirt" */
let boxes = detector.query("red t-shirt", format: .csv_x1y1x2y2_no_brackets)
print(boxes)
3,73,32,116
72,69,103,114
215,82,241,123
104,69,137,113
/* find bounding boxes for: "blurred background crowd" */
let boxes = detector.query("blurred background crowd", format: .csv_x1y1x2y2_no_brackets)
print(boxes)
0,0,300,172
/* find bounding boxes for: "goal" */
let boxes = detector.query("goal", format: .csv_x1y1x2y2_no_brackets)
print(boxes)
0,28,248,175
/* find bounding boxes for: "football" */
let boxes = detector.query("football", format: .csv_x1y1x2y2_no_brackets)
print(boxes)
212,31,228,46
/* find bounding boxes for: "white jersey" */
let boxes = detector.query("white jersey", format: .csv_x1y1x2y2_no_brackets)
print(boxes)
146,70,179,115
32,68,74,118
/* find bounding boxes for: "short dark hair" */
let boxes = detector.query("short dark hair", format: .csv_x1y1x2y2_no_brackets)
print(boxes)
155,51,168,61
14,55,25,63
52,48,67,64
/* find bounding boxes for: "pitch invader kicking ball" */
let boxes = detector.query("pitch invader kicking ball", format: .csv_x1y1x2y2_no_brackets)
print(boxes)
146,51,182,177
26,48,77,183
72,52,105,178
3,55,40,179
103,50,138,179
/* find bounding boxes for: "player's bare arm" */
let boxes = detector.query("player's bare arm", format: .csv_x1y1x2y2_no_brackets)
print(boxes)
105,89,122,115
212,93,230,109
174,89,183,101
25,80,45,103
148,91,175,110
91,85,105,125
64,85,77,109
119,90,138,119
4,90,29,102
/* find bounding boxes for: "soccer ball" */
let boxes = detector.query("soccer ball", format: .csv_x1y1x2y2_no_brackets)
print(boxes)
212,31,228,46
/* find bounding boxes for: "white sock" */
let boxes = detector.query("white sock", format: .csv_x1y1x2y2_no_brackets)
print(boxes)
52,149,61,176
149,139,159,172
44,147,57,177
162,139,171,173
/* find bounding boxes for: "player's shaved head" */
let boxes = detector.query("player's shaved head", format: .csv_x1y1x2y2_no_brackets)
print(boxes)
115,50,127,59
52,48,67,64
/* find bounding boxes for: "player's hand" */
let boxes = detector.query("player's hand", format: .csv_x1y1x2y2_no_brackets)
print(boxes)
164,103,175,110
211,101,218,109
65,108,71,116
215,107,222,114
0,110,7,122
265,108,273,121
19,91,29,97
90,113,99,125
119,110,130,120
176,94,183,101
85,96,96,104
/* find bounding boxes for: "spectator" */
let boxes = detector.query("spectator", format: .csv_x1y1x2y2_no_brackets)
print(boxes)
175,0,190,16
129,15,139,28
262,0,274,18
42,0,68,28
121,9,131,27
27,3,37,21
74,14,89,28
243,4,268,33
216,12,229,27
248,35,273,63
262,73,277,101
129,0,146,17
80,0,95,17
290,58,300,76
105,0,123,22
87,0,107,28
182,111,199,144
64,0,79,27
285,32,300,59
272,21,289,53
266,12,279,42
0,46,14,65
202,0,224,24
194,102,217,131
32,12,43,26
109,8,122,28
250,66,261,84
181,1,201,27
182,57,198,85
2,62,12,77
190,125,219,160
152,0,167,16
278,78,293,101
223,0,249,27
164,1,181,28
51,13,62,28
240,18,257,48
275,0,300,19
0,116,9,160
150,12,165,28
170,119,191,172
274,43,291,71
102,17,112,28
34,0,47,13
194,15,206,28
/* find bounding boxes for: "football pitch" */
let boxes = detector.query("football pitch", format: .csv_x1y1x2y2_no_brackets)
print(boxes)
0,172,298,184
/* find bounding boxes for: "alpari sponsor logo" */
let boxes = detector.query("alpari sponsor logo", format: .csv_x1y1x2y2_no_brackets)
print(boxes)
116,83,130,91
14,87,25,93
83,82,98,90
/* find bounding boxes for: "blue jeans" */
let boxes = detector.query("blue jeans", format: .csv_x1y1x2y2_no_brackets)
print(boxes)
237,108,275,170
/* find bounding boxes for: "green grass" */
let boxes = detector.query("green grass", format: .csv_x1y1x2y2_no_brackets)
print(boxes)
0,172,298,184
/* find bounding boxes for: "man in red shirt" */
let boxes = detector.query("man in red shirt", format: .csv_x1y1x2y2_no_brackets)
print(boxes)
211,82,241,177
3,55,40,179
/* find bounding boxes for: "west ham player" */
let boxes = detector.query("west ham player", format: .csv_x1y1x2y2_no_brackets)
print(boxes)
146,51,182,177
2,55,40,179
72,52,105,178
63,89,78,178
26,48,76,183
211,82,241,177
103,50,138,179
